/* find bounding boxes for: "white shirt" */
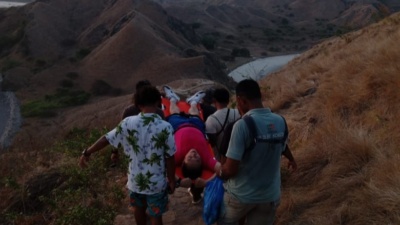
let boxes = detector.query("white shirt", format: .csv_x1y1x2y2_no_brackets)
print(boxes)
106,113,176,194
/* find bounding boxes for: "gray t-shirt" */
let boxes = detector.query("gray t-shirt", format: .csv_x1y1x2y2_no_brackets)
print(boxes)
205,108,240,149
225,108,287,203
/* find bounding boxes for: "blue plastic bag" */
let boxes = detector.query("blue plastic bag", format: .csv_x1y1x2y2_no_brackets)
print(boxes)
202,177,224,225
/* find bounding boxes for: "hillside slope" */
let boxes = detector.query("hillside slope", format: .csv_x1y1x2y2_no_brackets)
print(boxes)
259,12,400,225
153,0,397,57
0,0,234,100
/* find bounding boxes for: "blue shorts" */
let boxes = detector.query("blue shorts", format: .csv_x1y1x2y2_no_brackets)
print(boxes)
129,191,168,217
167,114,205,133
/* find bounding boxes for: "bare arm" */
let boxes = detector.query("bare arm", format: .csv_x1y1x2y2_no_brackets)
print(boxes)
282,145,297,172
207,133,218,147
165,156,176,194
79,136,110,168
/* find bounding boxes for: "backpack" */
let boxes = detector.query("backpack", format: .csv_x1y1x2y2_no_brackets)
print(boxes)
218,115,288,157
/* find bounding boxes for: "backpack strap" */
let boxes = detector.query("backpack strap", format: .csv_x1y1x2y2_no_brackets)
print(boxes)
214,109,230,137
242,115,288,158
242,116,257,153
281,115,288,144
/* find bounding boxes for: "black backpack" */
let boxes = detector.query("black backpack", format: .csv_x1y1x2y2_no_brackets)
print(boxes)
218,115,288,157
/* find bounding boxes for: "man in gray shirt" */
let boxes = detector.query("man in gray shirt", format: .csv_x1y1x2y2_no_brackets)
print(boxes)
205,88,240,161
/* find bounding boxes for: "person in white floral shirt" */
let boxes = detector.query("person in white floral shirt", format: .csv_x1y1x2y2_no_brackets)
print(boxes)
79,85,176,225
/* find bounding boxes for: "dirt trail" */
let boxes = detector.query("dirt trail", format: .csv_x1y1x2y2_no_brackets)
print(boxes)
114,187,208,225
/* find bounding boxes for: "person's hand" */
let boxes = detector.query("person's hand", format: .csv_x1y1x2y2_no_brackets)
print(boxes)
194,178,206,188
180,178,192,188
79,155,90,168
111,151,119,167
287,160,297,172
167,181,175,194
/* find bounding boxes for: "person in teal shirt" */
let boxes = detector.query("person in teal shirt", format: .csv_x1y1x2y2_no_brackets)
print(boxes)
217,79,297,225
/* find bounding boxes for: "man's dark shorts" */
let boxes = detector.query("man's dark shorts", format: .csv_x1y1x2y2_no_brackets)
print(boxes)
129,191,168,217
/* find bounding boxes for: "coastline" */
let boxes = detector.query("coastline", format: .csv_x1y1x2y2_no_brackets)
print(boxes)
0,89,22,151
228,54,300,82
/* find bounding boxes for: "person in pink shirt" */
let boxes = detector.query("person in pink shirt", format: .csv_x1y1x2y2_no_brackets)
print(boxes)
163,85,221,204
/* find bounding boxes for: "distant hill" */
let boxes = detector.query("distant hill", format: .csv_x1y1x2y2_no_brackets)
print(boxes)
0,0,234,101
152,0,400,57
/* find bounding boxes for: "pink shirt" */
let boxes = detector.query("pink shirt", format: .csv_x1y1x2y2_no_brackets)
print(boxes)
174,126,217,171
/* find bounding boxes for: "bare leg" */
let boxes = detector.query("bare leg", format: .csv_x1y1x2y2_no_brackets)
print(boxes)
188,103,200,116
150,216,163,225
169,100,180,114
133,206,147,225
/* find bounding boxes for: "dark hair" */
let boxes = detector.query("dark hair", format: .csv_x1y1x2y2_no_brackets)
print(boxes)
134,86,161,107
235,79,261,100
135,80,151,90
181,162,202,180
213,88,230,104
131,80,152,103
203,88,215,105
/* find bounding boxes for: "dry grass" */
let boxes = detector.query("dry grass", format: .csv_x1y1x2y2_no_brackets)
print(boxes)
2,6,400,225
260,12,400,224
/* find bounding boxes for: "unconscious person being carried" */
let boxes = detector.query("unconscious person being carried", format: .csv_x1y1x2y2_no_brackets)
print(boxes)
162,85,221,204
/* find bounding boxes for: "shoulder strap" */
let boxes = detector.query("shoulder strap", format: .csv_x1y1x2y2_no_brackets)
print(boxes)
215,109,230,136
243,115,257,153
281,115,288,143
242,114,288,158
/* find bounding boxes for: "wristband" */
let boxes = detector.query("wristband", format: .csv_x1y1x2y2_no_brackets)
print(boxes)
82,148,91,157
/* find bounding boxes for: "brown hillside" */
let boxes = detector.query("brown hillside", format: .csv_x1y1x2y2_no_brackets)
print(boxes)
259,12,400,225
1,0,233,100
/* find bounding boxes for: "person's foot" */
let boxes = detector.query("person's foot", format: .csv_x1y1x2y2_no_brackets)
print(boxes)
163,85,180,102
186,91,205,105
188,188,203,204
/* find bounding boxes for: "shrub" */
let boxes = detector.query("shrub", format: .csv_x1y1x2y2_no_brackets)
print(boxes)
75,48,91,60
191,22,201,29
231,48,251,57
21,89,91,117
91,80,112,96
59,79,74,88
66,72,79,79
1,58,21,72
60,39,77,47
201,36,216,50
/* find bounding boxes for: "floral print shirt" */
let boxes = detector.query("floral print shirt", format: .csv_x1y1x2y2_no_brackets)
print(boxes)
106,113,176,194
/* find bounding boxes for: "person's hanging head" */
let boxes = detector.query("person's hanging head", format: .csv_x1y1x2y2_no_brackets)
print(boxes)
181,149,203,180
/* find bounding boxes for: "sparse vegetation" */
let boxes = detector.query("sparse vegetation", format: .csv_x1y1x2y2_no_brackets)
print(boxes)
21,89,91,117
201,36,216,50
75,48,91,60
0,128,127,225
191,22,201,29
66,72,79,79
1,58,21,72
59,79,74,88
260,14,400,224
231,47,251,57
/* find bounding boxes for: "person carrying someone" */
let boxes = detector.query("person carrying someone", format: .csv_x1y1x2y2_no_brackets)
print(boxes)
205,88,240,161
79,86,176,225
163,85,221,204
217,79,297,225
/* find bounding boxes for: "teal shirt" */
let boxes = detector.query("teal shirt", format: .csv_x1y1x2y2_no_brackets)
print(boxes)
225,108,287,203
